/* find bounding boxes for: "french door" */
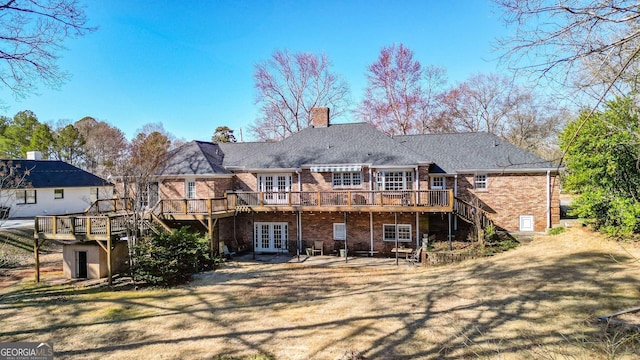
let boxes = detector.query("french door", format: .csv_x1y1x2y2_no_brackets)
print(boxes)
254,222,288,252
258,174,291,204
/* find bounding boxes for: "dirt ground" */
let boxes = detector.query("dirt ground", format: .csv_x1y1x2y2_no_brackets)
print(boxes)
2,226,640,359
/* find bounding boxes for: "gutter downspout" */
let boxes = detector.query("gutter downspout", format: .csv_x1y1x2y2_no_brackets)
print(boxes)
454,174,458,231
296,170,302,260
370,212,374,256
546,170,551,230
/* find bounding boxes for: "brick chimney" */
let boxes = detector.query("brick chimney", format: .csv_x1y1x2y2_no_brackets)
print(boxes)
311,107,330,127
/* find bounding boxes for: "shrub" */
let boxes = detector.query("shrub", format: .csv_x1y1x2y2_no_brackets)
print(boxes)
132,227,213,287
547,227,566,235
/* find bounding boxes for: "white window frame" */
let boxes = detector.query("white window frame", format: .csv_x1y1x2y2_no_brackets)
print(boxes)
474,174,488,190
186,180,196,199
258,173,292,204
430,176,445,190
376,170,413,190
333,223,346,240
54,189,64,199
383,224,412,242
254,222,289,251
17,189,36,204
332,172,362,188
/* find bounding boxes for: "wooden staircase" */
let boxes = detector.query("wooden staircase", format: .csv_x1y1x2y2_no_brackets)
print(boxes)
453,198,493,229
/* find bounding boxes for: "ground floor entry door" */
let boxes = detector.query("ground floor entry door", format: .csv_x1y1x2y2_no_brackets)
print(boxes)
77,251,88,278
254,222,288,252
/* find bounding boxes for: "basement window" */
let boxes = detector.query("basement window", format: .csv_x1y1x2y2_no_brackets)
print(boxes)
333,223,346,240
383,224,412,242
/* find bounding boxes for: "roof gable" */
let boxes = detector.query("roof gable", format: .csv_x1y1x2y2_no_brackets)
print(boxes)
157,141,229,176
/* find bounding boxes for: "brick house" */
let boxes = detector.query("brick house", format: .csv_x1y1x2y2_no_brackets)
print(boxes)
149,107,560,256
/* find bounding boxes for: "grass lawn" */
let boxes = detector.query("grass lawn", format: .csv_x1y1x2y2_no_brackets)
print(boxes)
1,226,640,359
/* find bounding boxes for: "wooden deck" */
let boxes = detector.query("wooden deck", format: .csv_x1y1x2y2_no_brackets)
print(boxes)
34,190,454,240
34,214,129,241
229,189,454,213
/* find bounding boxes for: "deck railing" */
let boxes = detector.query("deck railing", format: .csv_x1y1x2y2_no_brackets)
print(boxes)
160,198,229,214
35,190,454,238
84,198,134,214
35,214,129,238
231,189,453,210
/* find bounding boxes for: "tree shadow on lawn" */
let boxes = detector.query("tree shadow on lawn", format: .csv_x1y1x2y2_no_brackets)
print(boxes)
0,249,638,359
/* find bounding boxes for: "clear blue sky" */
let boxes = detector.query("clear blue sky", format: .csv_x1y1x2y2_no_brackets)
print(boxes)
0,0,508,142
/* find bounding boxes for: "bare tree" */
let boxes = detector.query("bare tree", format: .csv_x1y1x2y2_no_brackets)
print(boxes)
440,73,518,135
495,0,640,101
252,50,350,140
357,43,424,135
0,0,95,97
502,93,568,159
439,73,565,157
75,117,127,179
418,65,451,133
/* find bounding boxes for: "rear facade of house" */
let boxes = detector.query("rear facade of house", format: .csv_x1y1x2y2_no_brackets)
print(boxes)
151,108,560,256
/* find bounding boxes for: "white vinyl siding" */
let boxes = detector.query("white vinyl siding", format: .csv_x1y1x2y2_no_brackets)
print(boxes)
90,187,99,202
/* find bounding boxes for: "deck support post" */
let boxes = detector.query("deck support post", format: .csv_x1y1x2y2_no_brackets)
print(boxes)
448,212,453,251
34,237,40,283
344,212,348,263
107,235,113,286
395,212,399,266
369,212,374,256
208,217,214,261
106,218,112,286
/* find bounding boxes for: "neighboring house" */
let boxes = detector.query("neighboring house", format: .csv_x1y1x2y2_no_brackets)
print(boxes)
0,151,113,218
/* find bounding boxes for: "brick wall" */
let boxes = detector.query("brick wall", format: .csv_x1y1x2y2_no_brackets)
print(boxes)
159,177,234,199
457,172,560,232
220,211,433,255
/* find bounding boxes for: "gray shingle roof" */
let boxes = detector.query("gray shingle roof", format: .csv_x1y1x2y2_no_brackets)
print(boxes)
218,123,428,169
158,124,557,175
0,159,110,188
217,141,275,168
157,141,230,176
395,132,558,173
